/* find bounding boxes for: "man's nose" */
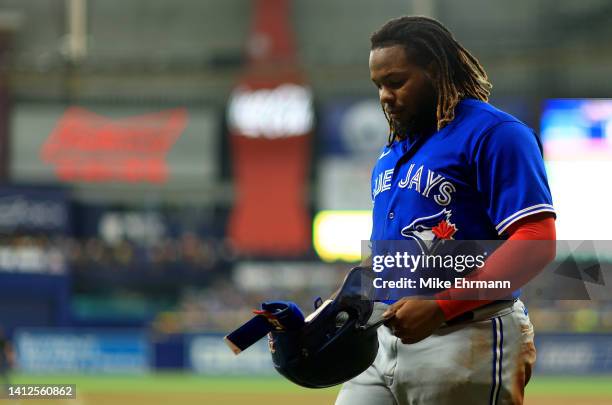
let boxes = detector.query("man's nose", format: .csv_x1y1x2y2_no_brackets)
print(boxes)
379,87,395,105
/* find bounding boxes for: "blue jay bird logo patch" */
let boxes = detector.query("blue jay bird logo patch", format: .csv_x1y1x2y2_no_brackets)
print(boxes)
400,209,458,253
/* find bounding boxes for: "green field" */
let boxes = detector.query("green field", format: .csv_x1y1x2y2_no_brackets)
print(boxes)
3,373,612,405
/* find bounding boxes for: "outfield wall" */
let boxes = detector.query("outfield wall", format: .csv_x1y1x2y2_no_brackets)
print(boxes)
13,330,612,375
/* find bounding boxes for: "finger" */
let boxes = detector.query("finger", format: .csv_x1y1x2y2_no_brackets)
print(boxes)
382,298,406,318
383,317,397,329
396,331,413,342
390,297,408,310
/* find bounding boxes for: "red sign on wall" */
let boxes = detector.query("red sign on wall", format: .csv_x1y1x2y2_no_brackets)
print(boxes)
227,0,313,256
40,107,188,183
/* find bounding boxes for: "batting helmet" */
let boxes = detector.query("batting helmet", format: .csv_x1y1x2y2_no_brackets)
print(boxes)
268,266,385,388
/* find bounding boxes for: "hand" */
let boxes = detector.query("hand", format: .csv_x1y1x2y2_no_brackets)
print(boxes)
382,297,446,344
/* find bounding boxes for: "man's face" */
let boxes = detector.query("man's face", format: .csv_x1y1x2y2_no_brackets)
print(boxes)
369,45,437,137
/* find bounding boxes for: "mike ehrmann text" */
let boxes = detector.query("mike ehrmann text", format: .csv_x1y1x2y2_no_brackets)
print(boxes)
373,277,511,289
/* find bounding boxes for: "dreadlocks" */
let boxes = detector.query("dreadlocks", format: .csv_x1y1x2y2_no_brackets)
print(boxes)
370,16,492,144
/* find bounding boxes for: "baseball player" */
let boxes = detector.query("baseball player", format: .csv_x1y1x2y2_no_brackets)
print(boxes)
335,17,556,405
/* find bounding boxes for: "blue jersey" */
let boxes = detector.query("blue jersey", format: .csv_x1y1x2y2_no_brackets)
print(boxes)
370,99,555,297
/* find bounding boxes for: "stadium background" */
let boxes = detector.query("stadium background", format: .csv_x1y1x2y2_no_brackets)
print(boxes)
0,0,611,404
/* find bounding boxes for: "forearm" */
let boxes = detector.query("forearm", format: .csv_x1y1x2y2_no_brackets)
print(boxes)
436,214,556,320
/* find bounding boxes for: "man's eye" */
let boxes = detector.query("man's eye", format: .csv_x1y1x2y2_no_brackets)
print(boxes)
388,80,403,88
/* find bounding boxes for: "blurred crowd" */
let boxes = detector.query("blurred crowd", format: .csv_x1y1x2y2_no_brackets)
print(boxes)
528,301,612,333
0,233,235,293
68,232,235,293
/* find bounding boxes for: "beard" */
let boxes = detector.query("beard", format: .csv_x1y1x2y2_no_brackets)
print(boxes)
387,82,438,141
391,102,437,141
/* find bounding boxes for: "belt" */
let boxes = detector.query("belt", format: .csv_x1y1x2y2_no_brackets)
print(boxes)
443,299,516,327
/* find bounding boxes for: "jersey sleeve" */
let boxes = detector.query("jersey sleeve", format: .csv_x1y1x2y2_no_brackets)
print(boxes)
474,121,555,235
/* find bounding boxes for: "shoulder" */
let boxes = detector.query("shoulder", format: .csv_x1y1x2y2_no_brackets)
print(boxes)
455,99,540,152
457,99,525,128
